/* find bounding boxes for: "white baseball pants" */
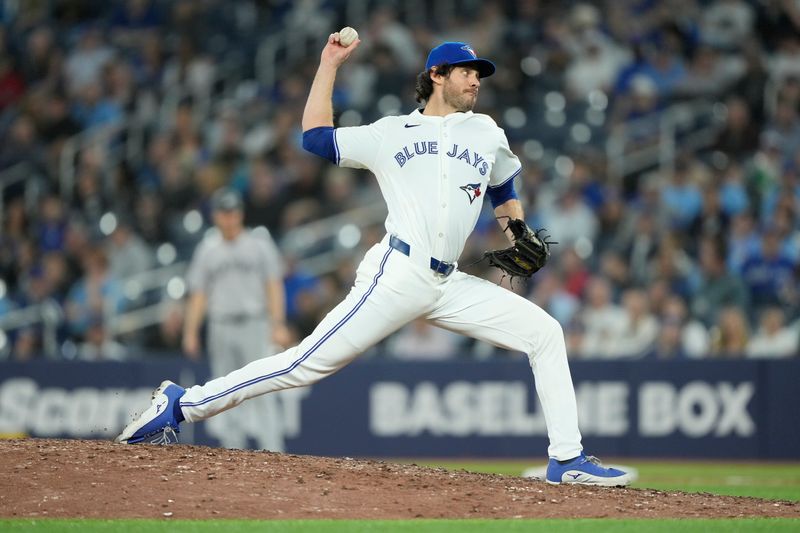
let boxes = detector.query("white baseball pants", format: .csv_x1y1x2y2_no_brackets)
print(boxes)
180,236,583,460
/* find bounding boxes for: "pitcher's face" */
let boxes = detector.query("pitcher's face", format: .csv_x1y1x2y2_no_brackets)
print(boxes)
441,66,481,112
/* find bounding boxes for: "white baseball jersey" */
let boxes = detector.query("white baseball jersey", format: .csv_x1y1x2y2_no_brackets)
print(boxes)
333,109,521,263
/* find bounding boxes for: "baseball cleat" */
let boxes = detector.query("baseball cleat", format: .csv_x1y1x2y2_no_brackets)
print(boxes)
115,380,185,444
545,453,632,487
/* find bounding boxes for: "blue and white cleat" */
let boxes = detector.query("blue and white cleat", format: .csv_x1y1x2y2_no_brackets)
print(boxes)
115,380,185,445
546,453,632,487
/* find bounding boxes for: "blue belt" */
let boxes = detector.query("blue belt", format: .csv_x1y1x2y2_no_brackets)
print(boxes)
389,235,455,277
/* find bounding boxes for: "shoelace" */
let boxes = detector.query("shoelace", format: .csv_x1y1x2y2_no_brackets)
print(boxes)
584,455,603,467
146,426,178,445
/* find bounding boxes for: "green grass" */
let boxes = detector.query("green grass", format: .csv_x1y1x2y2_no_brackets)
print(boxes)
405,460,800,502
1,519,798,532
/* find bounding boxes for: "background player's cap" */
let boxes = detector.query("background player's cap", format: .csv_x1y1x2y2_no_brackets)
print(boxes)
211,188,243,211
425,42,496,78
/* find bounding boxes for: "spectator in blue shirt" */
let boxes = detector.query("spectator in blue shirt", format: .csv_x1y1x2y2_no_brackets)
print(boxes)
741,227,797,312
662,161,704,230
64,247,125,337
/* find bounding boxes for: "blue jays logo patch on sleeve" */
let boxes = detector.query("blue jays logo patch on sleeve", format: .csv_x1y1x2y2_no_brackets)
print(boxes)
460,183,482,204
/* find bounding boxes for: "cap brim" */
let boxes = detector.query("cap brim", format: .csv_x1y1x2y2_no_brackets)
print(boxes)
450,58,496,78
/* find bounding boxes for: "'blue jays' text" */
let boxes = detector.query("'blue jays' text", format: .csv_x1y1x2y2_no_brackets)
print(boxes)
394,142,489,175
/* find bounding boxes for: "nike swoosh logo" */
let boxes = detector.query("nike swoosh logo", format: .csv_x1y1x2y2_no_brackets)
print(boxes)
404,124,421,128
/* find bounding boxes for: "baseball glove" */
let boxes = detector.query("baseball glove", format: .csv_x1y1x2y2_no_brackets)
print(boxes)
483,218,555,279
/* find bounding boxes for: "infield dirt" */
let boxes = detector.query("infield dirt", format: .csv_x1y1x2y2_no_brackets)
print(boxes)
1,438,798,520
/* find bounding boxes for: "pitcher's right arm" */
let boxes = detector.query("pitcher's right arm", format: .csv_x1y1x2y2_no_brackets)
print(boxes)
302,32,361,132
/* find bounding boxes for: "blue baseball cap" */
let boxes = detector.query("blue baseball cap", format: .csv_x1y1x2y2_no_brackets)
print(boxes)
425,42,496,78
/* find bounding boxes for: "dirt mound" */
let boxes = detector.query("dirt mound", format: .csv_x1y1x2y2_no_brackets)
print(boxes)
1,439,797,520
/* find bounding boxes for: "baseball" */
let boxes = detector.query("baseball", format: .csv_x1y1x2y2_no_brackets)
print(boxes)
338,26,358,47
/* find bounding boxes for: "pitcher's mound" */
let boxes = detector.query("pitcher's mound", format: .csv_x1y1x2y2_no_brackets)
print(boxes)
1,439,797,520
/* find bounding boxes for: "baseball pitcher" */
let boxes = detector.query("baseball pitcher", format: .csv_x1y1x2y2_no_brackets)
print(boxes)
118,33,631,486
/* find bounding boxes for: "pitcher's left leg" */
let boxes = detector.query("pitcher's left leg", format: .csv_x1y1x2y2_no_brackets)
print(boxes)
426,273,582,460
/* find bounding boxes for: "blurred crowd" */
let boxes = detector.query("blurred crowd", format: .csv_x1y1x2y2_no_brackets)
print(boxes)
0,0,799,361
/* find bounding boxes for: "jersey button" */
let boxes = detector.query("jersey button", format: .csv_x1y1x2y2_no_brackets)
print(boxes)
438,233,444,237
442,203,447,208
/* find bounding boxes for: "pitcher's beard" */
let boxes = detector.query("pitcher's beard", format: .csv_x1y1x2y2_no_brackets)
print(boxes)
443,84,477,112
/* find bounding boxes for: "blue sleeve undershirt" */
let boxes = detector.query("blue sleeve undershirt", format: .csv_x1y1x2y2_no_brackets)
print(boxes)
302,126,337,164
486,168,520,208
